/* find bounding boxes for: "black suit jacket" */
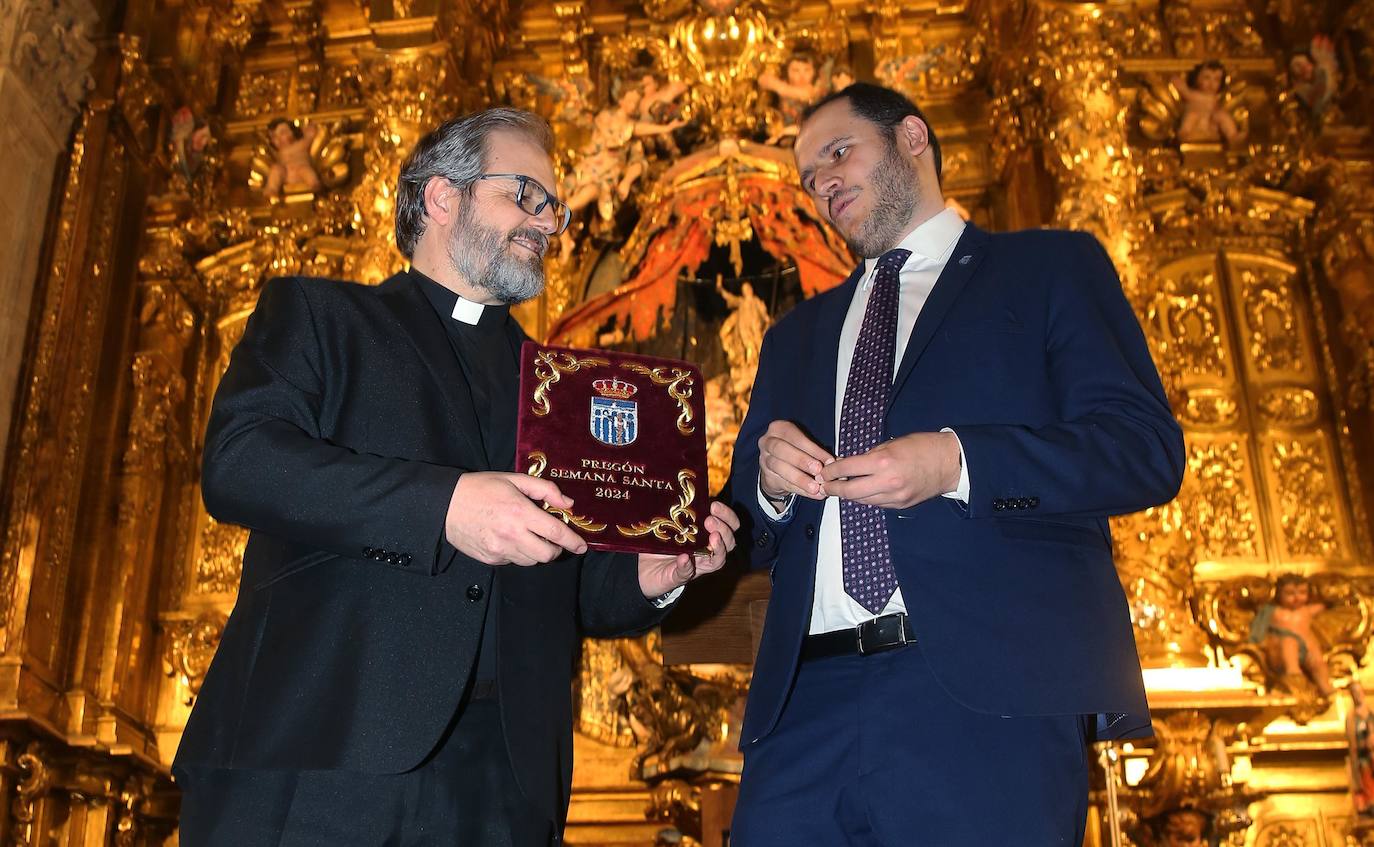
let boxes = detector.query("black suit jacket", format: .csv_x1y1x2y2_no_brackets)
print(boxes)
176,272,664,826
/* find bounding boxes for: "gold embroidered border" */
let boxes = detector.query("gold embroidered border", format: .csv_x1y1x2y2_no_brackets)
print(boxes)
531,350,610,416
616,470,698,546
525,451,608,533
620,363,697,434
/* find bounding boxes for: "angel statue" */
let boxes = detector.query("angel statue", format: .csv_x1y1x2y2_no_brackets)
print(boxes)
1138,62,1248,148
249,117,350,199
629,71,690,160
716,279,770,417
1172,60,1246,145
169,106,213,182
509,73,596,130
637,72,689,126
563,82,686,222
1205,572,1367,723
1289,34,1340,121
758,51,827,145
1138,808,1211,847
829,63,855,93
1248,572,1337,698
875,46,945,94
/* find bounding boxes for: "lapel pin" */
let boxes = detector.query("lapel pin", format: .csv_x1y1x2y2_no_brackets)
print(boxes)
958,255,972,265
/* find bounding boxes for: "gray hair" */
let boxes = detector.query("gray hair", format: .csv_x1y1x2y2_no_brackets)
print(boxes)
394,107,554,259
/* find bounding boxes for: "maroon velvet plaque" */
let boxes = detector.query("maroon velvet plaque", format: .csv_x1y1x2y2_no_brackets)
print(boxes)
515,342,710,556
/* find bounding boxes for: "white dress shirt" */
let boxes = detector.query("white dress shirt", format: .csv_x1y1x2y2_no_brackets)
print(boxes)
758,207,970,634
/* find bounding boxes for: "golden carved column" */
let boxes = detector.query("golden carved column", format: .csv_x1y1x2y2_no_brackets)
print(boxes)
986,1,1207,672
89,278,196,757
0,0,97,485
0,27,183,843
344,45,457,285
0,36,159,731
988,0,1140,285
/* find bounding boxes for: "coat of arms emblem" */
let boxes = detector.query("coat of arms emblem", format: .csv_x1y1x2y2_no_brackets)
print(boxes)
590,377,638,446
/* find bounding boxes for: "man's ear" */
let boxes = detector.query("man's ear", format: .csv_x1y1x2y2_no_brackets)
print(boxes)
422,176,462,228
897,115,931,161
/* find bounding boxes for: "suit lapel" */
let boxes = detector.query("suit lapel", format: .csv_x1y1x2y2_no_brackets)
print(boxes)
375,274,486,468
809,266,864,451
887,224,991,411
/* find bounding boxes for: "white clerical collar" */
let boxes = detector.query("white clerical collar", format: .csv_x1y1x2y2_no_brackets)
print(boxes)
450,296,486,325
863,206,967,278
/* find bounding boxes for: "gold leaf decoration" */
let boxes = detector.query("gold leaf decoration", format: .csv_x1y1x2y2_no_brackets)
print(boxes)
617,470,699,546
621,363,697,434
532,351,610,416
525,451,608,533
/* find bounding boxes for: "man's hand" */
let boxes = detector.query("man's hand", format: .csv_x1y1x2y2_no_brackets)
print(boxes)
637,501,741,598
445,472,588,566
758,420,834,504
819,432,961,510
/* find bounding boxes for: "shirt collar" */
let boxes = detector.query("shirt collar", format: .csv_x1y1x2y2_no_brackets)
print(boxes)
862,206,967,278
410,267,509,329
450,297,485,325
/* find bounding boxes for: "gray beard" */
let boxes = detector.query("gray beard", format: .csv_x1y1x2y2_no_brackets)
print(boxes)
844,144,921,259
447,219,547,305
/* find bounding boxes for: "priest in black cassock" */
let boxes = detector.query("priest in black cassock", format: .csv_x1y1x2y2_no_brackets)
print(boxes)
173,106,739,847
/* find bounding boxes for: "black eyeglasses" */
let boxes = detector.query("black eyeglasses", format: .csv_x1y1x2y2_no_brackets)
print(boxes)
475,174,573,234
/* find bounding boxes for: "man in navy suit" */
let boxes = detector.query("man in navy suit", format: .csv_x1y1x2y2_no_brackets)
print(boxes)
728,83,1185,844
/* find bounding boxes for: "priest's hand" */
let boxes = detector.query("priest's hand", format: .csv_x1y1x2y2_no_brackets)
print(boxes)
636,501,740,599
446,472,588,566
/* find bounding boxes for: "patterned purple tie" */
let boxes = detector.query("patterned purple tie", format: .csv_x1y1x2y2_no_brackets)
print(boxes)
838,248,910,614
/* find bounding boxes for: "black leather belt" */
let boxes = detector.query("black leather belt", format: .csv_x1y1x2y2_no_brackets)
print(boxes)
802,613,916,661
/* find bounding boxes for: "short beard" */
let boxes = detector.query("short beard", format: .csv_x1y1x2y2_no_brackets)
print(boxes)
447,206,548,305
844,140,921,258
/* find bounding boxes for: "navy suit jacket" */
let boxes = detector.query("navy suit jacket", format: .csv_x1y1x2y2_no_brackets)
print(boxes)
730,224,1186,748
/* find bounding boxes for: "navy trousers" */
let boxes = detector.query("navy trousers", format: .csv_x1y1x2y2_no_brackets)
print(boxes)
731,641,1091,846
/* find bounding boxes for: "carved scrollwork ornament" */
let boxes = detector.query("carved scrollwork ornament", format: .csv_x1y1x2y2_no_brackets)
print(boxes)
10,742,51,847
526,452,609,533
163,611,227,704
617,470,699,546
621,363,696,434
530,351,610,416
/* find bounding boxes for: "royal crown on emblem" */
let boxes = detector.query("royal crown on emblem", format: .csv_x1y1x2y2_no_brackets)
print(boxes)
592,377,637,400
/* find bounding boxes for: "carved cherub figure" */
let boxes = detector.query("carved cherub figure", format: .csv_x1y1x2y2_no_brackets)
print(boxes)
261,117,321,197
1138,66,1248,148
635,71,690,158
1289,34,1340,120
759,51,827,145
169,106,213,182
829,63,855,93
564,82,685,220
1173,60,1246,145
1155,808,1210,847
249,118,350,201
875,46,945,92
513,73,596,129
1249,573,1336,698
638,72,689,124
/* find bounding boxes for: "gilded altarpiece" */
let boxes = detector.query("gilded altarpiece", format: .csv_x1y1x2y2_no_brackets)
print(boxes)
1,0,1374,845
